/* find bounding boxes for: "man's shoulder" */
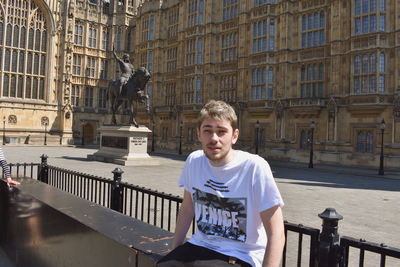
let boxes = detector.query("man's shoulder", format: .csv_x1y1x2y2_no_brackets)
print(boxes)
236,150,268,167
187,150,204,160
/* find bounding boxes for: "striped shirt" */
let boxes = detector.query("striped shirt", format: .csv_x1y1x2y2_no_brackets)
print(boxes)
0,147,11,179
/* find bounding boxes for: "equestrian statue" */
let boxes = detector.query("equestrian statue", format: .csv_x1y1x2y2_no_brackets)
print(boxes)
109,47,151,127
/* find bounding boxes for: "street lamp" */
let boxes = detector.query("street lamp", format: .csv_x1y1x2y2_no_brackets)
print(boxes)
378,119,386,175
308,121,316,168
44,122,48,146
178,121,183,155
2,116,6,146
151,120,155,152
255,120,260,155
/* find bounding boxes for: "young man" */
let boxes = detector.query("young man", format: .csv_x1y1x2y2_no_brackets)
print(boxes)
0,147,19,186
157,100,285,267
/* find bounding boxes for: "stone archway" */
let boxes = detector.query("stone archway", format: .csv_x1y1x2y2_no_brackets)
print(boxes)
82,123,95,145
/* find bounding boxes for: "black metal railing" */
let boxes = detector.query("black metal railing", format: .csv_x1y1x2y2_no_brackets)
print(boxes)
283,222,320,267
6,162,40,179
15,155,400,267
340,236,400,267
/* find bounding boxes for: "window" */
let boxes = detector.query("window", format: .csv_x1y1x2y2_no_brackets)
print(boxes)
126,30,133,52
98,88,107,109
187,127,195,142
353,52,385,94
254,0,276,7
300,63,324,98
116,29,122,50
140,51,153,72
223,0,238,21
185,38,203,66
147,84,153,107
301,11,325,48
74,23,83,45
166,47,178,72
141,15,155,42
162,127,168,141
356,130,373,153
252,19,275,53
86,57,96,78
1,0,47,100
300,129,312,150
168,8,179,38
354,0,386,35
88,25,97,48
251,67,273,100
149,15,154,41
147,51,153,72
73,54,82,75
102,28,109,50
184,77,202,104
99,59,108,80
166,82,176,106
188,0,204,27
71,85,80,106
197,38,203,64
186,39,195,66
220,74,237,102
84,87,94,107
221,31,238,62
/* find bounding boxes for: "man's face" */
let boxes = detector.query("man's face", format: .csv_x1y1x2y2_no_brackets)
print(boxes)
197,117,239,167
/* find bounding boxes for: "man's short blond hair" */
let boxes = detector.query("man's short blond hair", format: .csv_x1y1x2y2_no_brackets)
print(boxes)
197,100,237,129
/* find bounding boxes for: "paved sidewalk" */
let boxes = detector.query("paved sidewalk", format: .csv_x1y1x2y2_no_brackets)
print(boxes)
3,145,400,250
268,158,400,181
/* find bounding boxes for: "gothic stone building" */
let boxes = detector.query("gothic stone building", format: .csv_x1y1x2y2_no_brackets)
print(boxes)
0,0,399,168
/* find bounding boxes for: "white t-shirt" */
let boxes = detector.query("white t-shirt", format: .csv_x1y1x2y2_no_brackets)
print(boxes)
179,150,284,267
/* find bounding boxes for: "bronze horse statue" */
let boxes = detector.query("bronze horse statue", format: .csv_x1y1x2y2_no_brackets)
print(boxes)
108,67,151,127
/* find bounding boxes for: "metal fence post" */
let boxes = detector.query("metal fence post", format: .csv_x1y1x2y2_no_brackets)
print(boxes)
318,208,343,267
111,168,124,213
39,154,49,184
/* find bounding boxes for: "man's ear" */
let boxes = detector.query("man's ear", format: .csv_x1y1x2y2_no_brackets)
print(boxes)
232,128,239,144
196,127,200,140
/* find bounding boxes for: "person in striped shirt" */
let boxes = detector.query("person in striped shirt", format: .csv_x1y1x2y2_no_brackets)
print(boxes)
0,147,19,186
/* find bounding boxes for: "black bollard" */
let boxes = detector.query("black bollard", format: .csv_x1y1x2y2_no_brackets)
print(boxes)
39,154,49,184
318,208,343,267
111,168,124,213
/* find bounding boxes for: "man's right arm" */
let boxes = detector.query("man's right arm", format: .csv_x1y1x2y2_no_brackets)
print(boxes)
172,190,194,249
112,46,119,60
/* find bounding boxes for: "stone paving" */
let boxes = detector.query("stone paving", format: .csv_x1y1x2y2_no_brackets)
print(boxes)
3,145,400,251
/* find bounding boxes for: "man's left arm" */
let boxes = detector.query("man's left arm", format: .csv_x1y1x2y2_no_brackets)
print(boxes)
261,205,285,267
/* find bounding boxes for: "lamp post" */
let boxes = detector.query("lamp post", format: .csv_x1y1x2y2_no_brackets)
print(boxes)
308,121,316,168
178,121,183,155
255,120,260,155
378,119,386,175
44,122,48,146
2,116,6,146
151,120,155,152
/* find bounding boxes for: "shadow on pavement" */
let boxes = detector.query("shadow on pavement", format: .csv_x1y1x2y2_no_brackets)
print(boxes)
273,168,400,192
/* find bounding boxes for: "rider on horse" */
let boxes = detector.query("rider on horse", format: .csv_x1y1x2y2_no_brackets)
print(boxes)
113,46,135,96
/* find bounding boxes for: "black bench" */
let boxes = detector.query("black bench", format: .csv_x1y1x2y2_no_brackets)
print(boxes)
0,178,173,267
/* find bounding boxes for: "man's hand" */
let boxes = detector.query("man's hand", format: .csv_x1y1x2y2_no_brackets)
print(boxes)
7,177,20,186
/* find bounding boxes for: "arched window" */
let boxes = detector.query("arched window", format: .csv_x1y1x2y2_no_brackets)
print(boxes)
0,0,48,100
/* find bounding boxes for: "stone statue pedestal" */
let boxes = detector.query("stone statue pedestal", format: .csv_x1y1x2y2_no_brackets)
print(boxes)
87,125,159,166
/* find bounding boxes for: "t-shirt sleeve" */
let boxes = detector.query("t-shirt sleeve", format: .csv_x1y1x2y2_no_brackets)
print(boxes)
253,159,284,213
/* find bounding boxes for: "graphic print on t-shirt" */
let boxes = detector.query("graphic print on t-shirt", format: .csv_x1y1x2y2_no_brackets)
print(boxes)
193,188,247,242
204,179,230,192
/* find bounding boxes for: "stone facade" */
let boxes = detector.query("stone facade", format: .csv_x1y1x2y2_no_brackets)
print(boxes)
0,0,399,168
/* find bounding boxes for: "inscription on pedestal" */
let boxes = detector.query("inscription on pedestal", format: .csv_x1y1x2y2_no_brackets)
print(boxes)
131,137,146,146
102,136,128,149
